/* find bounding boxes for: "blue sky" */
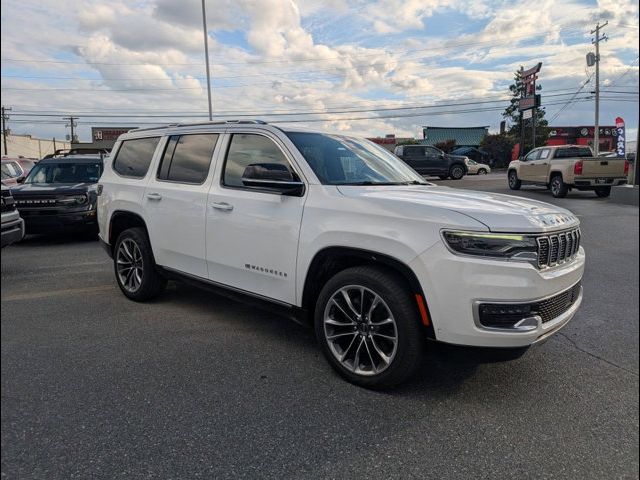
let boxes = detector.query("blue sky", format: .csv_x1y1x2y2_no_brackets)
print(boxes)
0,0,638,143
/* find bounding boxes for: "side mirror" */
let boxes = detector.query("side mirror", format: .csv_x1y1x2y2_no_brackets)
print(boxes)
241,163,304,196
17,176,26,184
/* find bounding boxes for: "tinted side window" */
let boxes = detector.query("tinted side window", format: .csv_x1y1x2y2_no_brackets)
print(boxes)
425,147,440,156
404,146,424,157
158,134,218,184
223,134,295,188
113,137,160,178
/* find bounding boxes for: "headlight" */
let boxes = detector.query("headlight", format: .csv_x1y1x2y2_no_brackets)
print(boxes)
442,231,538,263
58,194,88,205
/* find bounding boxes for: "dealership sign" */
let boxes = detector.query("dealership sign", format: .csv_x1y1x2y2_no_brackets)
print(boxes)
518,62,542,112
615,117,625,158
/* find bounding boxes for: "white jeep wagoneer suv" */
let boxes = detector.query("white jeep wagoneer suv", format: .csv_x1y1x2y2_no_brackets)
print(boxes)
97,120,585,388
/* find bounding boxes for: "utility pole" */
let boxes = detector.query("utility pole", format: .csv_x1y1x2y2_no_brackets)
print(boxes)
1,106,11,156
591,21,608,156
63,116,77,145
519,67,525,159
201,0,213,121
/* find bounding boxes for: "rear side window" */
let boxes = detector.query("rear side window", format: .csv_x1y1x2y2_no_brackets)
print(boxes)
554,147,592,158
112,137,160,178
223,134,295,188
157,134,218,184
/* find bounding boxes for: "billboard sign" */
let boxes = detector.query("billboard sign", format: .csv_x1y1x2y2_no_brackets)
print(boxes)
615,117,625,158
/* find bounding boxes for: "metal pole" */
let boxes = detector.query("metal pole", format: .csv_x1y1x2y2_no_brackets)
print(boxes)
519,67,525,158
1,106,11,155
591,21,607,156
532,107,536,149
201,0,213,121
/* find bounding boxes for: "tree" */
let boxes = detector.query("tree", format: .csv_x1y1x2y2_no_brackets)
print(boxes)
434,139,457,153
503,68,550,157
480,133,516,168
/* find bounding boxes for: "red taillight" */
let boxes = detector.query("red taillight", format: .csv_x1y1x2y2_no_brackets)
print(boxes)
624,160,630,175
574,160,584,175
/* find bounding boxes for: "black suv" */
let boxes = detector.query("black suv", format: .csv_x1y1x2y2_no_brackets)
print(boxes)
11,155,103,235
394,145,468,180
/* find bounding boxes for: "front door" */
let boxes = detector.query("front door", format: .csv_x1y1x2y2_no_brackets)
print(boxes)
529,148,552,182
205,131,306,305
424,146,447,174
144,133,221,279
519,149,540,181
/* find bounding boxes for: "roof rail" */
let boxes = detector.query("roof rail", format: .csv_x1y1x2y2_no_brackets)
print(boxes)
131,119,268,133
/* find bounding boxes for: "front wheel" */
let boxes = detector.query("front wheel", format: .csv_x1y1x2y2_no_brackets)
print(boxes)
449,165,465,180
478,168,488,175
508,170,521,190
314,266,425,389
594,186,611,198
114,227,167,301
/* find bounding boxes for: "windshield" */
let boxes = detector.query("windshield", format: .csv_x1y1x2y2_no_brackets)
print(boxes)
25,162,103,184
286,132,429,185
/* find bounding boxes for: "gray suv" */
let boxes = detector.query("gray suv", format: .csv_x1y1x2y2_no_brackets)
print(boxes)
394,145,468,180
1,184,25,248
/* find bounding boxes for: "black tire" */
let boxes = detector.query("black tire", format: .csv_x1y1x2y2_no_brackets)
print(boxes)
508,170,521,190
594,186,611,198
438,175,449,180
314,266,425,389
449,164,465,180
478,168,488,175
550,174,569,198
113,227,167,301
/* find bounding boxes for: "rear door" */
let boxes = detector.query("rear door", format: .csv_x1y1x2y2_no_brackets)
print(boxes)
401,146,428,173
144,132,221,278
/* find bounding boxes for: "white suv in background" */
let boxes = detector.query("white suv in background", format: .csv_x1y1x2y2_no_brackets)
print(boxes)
97,120,585,388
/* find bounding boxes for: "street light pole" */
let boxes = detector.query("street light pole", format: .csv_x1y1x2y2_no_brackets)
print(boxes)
201,0,213,121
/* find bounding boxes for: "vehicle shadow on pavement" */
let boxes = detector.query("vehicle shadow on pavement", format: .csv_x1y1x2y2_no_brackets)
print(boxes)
19,233,98,246
157,282,510,395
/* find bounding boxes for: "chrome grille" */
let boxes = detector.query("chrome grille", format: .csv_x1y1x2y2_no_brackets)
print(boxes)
536,228,581,269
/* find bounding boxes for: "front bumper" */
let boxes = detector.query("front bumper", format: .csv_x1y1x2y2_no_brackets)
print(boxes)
20,209,97,233
410,241,585,348
1,214,25,247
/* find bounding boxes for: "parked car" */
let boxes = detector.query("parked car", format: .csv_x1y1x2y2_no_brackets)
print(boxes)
393,145,468,179
1,183,25,247
98,120,584,388
1,158,36,185
11,155,103,235
508,145,629,198
465,158,491,175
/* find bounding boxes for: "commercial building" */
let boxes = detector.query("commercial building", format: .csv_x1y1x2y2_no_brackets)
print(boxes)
1,134,70,159
367,134,416,152
72,126,137,152
547,126,617,152
421,126,489,148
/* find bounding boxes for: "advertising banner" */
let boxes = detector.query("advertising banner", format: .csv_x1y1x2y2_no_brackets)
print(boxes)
615,117,625,158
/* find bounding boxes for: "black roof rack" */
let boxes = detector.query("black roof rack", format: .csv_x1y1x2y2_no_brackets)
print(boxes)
132,119,268,133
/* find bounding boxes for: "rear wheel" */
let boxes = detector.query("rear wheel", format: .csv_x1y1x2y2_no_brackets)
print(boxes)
508,170,521,190
594,186,611,198
449,165,465,180
314,266,425,389
114,227,167,301
550,175,569,198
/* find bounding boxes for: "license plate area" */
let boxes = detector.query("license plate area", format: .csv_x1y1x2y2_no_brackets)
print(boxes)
595,178,607,184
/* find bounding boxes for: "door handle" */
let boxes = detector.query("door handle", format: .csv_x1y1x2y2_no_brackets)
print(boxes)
146,193,162,201
210,202,234,211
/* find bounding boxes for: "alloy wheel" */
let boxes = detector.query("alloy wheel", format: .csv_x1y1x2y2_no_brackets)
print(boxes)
116,238,144,292
451,166,464,179
323,285,398,376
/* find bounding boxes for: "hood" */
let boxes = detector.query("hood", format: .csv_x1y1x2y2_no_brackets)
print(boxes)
446,154,468,161
10,182,94,196
336,185,580,233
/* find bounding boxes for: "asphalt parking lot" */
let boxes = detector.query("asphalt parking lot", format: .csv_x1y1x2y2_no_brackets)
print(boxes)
2,173,638,479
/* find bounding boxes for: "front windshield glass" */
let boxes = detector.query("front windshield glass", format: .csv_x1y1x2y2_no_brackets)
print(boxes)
286,132,429,185
25,162,103,184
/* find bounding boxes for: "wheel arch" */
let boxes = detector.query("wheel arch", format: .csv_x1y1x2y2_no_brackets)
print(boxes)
108,210,150,253
301,246,435,337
